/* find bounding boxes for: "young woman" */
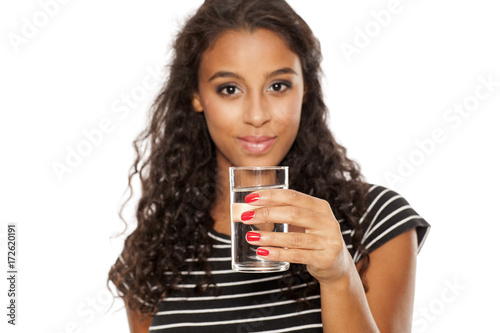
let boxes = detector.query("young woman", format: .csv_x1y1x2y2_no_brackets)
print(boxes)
108,0,430,332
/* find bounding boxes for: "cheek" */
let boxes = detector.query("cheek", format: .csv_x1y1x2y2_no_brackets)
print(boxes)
200,99,242,154
200,95,235,129
275,98,302,132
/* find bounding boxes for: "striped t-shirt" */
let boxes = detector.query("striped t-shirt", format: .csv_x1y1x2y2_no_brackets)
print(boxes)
147,185,430,332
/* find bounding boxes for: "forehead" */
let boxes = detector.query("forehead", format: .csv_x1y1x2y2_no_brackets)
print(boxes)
198,28,302,78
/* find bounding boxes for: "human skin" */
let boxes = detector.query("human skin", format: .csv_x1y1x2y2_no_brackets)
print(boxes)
191,28,304,235
192,29,304,173
127,28,418,333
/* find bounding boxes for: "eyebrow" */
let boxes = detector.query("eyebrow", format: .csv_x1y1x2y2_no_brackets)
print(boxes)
208,71,243,82
266,67,298,79
208,67,298,82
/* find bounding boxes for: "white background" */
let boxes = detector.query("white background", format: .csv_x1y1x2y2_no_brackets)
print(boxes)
1,0,499,332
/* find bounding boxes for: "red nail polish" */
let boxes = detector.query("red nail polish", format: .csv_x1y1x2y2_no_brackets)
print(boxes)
256,248,269,256
246,232,261,242
245,193,260,203
241,211,255,221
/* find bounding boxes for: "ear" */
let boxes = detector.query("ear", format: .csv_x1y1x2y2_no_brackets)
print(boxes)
192,92,204,113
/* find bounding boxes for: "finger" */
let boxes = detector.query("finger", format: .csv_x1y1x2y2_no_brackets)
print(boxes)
255,243,344,270
245,189,332,214
255,246,312,266
231,202,264,222
241,205,333,230
246,231,323,250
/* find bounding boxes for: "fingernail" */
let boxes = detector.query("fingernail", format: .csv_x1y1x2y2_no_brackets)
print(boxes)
245,193,260,203
246,232,261,242
241,211,255,222
256,248,269,256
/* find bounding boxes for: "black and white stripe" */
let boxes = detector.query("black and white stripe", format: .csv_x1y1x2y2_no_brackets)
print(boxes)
352,185,430,262
146,184,429,332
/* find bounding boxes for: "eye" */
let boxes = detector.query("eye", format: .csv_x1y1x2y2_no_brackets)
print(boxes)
267,81,291,93
218,84,241,96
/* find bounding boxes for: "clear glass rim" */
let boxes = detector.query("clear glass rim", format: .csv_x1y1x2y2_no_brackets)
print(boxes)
229,166,289,171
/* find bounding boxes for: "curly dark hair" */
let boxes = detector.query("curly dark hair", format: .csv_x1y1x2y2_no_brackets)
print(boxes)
108,0,370,315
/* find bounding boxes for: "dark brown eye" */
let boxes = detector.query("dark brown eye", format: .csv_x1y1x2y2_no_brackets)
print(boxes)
268,81,291,93
225,86,237,94
218,84,240,95
272,83,282,91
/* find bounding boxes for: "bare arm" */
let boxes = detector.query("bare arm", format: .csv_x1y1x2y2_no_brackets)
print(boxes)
361,228,418,332
319,229,417,332
126,305,153,333
243,189,419,332
318,246,379,332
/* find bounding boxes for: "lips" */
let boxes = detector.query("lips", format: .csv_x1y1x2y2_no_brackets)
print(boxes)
237,136,277,154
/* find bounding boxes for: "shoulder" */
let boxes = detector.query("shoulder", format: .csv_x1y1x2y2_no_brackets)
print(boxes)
358,184,430,256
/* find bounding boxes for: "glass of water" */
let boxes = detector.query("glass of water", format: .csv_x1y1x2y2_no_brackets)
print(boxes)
229,166,289,273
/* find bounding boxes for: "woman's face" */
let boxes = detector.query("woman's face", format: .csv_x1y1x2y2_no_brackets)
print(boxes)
193,28,305,171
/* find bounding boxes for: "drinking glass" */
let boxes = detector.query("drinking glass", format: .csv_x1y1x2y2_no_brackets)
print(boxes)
230,166,289,272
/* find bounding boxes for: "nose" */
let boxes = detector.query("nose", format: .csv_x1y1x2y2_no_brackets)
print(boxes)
242,92,271,127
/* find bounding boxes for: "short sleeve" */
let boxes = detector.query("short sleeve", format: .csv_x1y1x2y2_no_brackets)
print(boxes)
357,184,430,257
